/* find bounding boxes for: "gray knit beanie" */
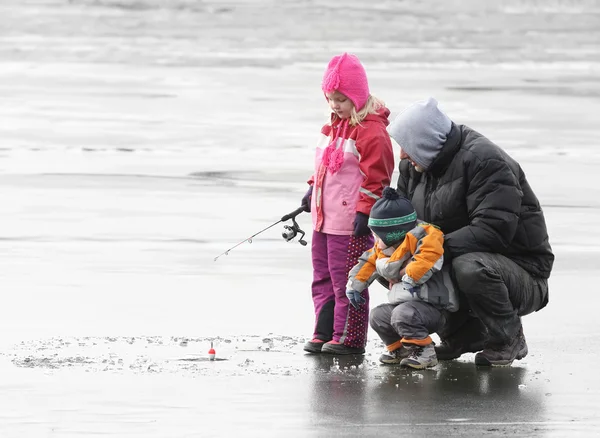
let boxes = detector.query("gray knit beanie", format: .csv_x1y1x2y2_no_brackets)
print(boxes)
388,97,452,170
368,187,417,247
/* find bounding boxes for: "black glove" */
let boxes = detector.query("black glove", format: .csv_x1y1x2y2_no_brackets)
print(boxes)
301,186,313,212
442,239,453,265
353,212,371,236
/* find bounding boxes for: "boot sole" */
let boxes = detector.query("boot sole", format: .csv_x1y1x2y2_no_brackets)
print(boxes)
516,344,528,360
474,345,528,367
400,358,439,369
303,342,326,354
379,359,403,365
321,346,365,355
474,355,512,366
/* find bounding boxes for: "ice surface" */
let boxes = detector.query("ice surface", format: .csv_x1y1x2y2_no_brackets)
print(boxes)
1,0,600,436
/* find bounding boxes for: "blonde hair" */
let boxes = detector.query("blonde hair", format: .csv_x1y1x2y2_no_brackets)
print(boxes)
325,94,386,126
349,95,385,126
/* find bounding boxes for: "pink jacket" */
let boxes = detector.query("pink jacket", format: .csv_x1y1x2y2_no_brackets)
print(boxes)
308,108,395,235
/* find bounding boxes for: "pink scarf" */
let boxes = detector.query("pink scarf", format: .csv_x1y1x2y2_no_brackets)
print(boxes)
322,118,349,174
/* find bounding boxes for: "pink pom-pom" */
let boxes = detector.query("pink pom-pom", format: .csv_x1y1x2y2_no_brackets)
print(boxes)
322,53,347,93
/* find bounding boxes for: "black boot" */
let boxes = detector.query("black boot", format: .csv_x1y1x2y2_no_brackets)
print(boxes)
321,341,365,355
303,339,327,354
435,317,487,360
475,327,528,366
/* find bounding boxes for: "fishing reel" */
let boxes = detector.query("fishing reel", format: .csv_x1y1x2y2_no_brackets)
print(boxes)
282,217,307,246
214,206,308,261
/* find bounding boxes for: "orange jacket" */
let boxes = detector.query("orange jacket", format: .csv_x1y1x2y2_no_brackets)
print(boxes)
347,223,444,292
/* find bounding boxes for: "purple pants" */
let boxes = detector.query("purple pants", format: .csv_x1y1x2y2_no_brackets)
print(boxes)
311,230,373,348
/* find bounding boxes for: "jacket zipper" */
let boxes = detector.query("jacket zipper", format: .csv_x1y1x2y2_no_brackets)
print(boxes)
423,174,439,223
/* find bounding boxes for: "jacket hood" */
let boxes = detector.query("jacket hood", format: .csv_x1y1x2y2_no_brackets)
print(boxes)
388,98,451,170
363,106,391,126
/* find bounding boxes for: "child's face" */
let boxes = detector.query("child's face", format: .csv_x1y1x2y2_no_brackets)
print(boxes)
326,91,354,120
375,235,388,250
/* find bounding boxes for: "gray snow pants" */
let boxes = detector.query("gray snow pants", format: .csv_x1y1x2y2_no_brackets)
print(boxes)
447,252,549,345
369,301,447,345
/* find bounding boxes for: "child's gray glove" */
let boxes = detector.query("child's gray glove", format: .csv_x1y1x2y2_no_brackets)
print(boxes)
346,289,365,309
403,282,421,296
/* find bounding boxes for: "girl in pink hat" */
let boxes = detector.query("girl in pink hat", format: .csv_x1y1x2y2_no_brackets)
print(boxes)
301,53,395,355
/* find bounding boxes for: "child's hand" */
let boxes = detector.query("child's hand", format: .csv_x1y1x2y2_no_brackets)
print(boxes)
401,274,420,295
346,289,366,309
403,282,421,296
301,186,313,212
398,258,410,277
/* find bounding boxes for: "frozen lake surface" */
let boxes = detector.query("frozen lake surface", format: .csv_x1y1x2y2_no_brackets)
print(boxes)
1,0,600,436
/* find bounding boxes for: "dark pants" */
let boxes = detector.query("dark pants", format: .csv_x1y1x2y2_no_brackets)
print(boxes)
448,252,549,345
370,301,447,346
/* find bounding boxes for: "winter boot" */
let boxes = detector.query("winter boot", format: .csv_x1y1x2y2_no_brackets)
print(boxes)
379,346,410,365
400,343,439,369
435,318,487,360
321,340,365,355
303,338,327,354
474,327,528,366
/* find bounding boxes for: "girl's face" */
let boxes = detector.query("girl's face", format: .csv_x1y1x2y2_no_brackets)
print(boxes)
326,91,354,119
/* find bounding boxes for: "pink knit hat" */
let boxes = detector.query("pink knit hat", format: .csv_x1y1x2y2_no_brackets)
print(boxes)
322,53,370,111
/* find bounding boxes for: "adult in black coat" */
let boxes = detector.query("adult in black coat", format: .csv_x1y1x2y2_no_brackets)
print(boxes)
388,98,554,366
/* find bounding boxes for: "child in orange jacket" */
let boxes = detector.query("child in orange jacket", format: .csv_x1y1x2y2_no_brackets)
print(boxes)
346,186,458,369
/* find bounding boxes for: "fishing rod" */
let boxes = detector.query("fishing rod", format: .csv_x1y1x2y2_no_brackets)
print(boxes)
213,206,307,261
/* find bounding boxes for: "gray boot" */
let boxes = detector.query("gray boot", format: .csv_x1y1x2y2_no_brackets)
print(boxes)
400,343,439,369
379,346,410,365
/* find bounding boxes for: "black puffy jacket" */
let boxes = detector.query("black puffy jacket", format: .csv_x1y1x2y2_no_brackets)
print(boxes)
397,123,554,279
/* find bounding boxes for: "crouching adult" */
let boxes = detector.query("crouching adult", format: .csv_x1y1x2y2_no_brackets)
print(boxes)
388,97,554,366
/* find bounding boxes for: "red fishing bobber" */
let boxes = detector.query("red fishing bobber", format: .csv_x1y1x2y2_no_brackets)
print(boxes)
208,341,216,361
